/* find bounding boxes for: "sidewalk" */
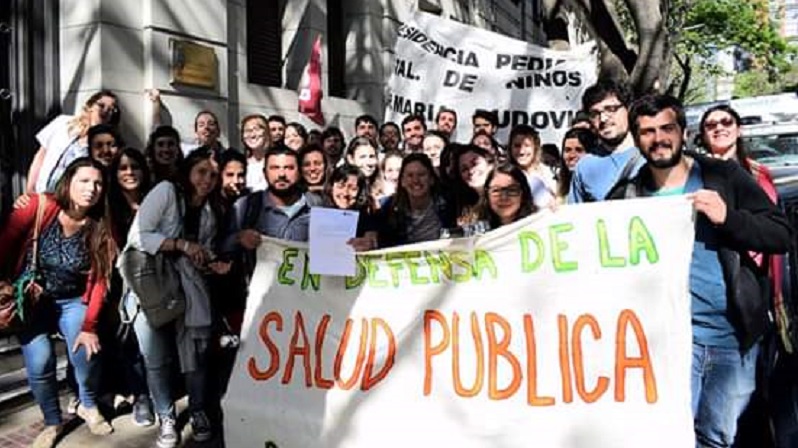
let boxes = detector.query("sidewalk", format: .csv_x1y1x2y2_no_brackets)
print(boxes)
0,395,222,447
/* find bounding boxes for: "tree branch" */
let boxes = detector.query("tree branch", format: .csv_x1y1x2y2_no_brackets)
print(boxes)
673,53,692,101
569,0,638,74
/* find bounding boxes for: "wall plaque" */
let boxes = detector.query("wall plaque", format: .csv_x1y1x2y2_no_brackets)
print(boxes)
171,40,218,89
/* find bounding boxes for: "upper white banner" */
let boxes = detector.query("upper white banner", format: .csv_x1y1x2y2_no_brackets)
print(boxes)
384,11,598,146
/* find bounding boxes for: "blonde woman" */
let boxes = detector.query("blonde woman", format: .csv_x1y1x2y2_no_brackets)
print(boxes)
27,90,121,194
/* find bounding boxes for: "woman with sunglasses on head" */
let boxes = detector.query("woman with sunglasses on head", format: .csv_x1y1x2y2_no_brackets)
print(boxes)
480,163,537,229
27,90,121,194
1,158,117,447
124,147,228,448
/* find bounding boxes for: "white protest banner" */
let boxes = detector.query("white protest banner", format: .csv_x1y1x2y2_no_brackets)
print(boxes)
224,196,695,448
384,11,598,146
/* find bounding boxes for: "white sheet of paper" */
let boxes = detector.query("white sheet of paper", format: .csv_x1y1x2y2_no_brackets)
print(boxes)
309,207,360,276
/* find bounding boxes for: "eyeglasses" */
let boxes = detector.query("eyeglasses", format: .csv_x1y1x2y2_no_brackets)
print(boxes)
588,104,624,121
703,117,736,131
488,186,522,198
94,101,118,114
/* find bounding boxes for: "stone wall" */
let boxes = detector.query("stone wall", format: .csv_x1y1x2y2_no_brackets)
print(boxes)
57,0,543,148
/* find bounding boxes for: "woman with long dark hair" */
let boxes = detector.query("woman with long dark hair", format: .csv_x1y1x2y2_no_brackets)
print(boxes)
378,153,456,247
557,128,595,201
345,136,385,202
451,144,495,226
124,147,226,447
102,148,154,426
699,105,755,168
109,148,152,245
285,122,308,151
0,157,117,446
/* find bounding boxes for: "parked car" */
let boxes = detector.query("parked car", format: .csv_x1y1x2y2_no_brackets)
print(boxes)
739,121,798,447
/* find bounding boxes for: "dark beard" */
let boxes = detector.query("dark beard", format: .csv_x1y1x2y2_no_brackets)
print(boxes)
644,145,683,169
270,182,301,199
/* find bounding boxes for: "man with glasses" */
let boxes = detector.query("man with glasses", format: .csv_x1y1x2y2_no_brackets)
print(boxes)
567,79,643,203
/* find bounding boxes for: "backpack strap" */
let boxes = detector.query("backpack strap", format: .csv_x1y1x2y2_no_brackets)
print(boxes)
617,150,642,186
243,190,264,230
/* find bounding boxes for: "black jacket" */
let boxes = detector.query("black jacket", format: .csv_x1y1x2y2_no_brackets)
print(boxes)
608,152,792,350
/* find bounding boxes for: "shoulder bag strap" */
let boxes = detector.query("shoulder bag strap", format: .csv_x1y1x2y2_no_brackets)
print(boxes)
30,194,47,272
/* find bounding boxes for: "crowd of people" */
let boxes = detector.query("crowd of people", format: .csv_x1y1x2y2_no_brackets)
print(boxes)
0,78,792,448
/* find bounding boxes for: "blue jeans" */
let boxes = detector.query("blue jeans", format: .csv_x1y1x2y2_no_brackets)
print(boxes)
124,290,210,418
19,297,99,426
691,342,759,447
124,290,176,418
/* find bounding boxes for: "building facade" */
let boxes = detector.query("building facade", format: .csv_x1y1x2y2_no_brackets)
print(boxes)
0,0,543,215
771,0,798,44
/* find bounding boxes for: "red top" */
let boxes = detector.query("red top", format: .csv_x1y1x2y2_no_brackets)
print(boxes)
0,194,107,333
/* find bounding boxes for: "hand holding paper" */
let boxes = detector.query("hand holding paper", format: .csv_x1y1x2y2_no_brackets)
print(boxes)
309,207,360,276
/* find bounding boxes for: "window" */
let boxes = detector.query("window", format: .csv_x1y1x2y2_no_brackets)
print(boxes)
247,0,282,87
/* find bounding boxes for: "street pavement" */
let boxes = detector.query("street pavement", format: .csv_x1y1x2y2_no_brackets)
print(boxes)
0,395,223,447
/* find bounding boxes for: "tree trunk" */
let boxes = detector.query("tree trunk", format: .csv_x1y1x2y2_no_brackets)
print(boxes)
625,0,669,95
672,53,692,101
541,0,673,96
541,0,571,49
571,0,638,73
598,40,630,81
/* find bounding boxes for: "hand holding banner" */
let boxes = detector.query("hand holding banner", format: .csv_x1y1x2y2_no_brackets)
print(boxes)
224,196,696,447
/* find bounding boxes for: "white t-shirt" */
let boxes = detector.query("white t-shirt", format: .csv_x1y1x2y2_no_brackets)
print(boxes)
246,158,268,191
35,115,87,193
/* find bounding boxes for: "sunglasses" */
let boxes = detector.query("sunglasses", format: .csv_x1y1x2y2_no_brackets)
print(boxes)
94,101,118,114
703,117,736,131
